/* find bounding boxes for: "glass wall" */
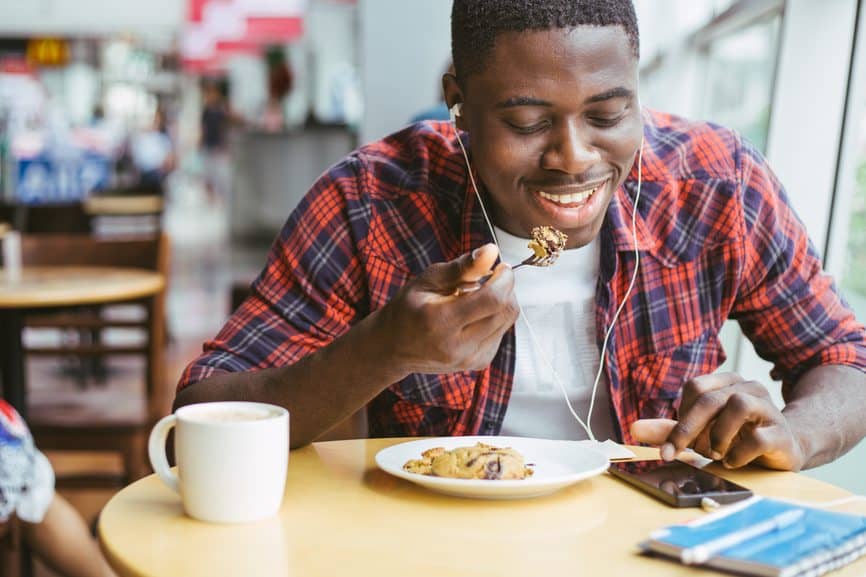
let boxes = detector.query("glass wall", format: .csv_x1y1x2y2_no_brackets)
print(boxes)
780,0,865,495
839,101,866,321
698,13,782,152
808,11,866,493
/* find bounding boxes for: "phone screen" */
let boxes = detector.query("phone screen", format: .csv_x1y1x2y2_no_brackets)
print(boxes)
608,459,753,508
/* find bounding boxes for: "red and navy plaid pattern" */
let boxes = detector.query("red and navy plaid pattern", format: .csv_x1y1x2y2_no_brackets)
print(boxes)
179,109,866,443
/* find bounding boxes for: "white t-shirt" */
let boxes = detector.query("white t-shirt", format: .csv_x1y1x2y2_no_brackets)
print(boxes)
496,227,616,441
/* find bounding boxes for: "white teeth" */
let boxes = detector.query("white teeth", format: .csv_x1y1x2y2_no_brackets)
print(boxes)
538,181,606,205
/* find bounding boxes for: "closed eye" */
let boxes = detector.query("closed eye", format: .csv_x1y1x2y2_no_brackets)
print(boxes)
588,114,626,128
507,121,550,135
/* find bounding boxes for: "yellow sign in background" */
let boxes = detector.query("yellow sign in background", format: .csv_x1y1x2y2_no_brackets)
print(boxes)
26,38,70,67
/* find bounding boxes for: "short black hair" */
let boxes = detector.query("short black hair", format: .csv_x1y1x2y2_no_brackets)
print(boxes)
451,0,640,85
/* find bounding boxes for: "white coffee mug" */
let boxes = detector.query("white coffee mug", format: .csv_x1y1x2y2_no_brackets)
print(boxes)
148,401,289,523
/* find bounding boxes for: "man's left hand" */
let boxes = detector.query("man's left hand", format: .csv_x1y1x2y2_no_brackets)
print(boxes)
630,372,806,471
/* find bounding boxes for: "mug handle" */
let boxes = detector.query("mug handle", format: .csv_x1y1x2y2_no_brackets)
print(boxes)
148,414,179,493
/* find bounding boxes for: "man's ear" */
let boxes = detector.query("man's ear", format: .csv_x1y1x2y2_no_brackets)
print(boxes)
442,72,466,130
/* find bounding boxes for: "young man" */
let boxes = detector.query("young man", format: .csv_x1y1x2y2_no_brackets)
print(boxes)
176,0,866,471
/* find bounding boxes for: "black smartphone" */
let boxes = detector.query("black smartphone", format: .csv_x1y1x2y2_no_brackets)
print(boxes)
608,459,753,508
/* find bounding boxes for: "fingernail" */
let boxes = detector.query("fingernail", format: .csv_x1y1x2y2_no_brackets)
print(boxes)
471,247,481,260
722,460,734,469
661,443,675,461
710,450,722,461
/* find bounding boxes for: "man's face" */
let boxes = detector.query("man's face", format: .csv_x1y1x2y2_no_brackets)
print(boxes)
450,26,642,249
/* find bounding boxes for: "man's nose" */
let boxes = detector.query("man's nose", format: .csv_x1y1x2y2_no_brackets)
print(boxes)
541,121,599,173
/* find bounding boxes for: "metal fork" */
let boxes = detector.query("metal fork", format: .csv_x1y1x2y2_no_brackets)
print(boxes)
513,252,559,269
452,252,557,295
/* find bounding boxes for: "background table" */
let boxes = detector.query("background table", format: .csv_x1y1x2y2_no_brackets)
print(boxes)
99,438,866,577
0,266,165,417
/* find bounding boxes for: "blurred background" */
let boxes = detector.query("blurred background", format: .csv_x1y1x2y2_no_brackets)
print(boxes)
0,2,864,571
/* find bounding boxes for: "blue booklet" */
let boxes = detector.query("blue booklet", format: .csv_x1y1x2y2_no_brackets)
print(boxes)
642,496,866,577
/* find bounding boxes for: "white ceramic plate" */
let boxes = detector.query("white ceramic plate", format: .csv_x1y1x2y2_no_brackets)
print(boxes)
375,436,609,499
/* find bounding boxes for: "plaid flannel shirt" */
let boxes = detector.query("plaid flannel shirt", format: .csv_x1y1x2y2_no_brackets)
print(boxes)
178,109,866,443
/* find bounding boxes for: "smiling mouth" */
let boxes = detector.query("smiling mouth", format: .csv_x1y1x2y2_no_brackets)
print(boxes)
536,179,609,205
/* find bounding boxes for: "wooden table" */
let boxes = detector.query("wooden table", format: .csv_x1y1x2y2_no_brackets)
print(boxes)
99,438,866,577
0,266,165,418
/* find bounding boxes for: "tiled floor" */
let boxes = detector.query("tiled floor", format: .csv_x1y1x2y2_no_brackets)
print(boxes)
29,178,272,576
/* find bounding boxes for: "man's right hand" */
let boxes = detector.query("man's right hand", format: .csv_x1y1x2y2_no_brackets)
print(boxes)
377,243,519,376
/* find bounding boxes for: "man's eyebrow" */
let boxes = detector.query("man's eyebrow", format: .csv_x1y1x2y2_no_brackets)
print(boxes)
584,87,634,104
495,87,635,109
495,96,552,109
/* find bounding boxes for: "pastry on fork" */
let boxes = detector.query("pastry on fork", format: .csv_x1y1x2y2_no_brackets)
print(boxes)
525,225,568,267
453,226,568,295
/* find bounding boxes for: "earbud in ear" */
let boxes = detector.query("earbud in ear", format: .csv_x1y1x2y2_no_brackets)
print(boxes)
449,103,463,123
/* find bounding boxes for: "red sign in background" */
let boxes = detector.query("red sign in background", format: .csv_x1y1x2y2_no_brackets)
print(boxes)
182,0,307,72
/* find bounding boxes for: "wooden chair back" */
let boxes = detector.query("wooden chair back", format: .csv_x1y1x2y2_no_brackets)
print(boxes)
0,202,91,234
20,233,170,485
83,194,164,235
21,233,165,270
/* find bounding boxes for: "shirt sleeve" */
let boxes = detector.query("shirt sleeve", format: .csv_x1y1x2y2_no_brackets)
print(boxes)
732,138,866,395
177,156,372,390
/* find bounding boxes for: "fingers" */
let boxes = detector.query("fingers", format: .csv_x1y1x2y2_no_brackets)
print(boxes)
630,419,676,446
422,243,499,291
706,392,765,461
421,313,511,373
411,261,513,329
460,243,500,283
665,376,790,468
391,258,517,374
462,316,518,370
691,428,715,460
716,422,797,470
717,425,767,468
635,377,800,470
631,418,715,461
713,418,801,470
678,372,744,415
455,265,519,346
666,374,768,459
451,244,502,295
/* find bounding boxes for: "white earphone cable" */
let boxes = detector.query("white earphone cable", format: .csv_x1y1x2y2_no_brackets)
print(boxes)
586,138,643,438
454,131,500,247
515,139,643,441
453,115,644,441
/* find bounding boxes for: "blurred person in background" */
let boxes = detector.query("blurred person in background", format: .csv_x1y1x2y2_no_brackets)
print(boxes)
200,79,232,204
259,47,293,132
0,400,116,577
84,104,125,158
129,106,174,189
